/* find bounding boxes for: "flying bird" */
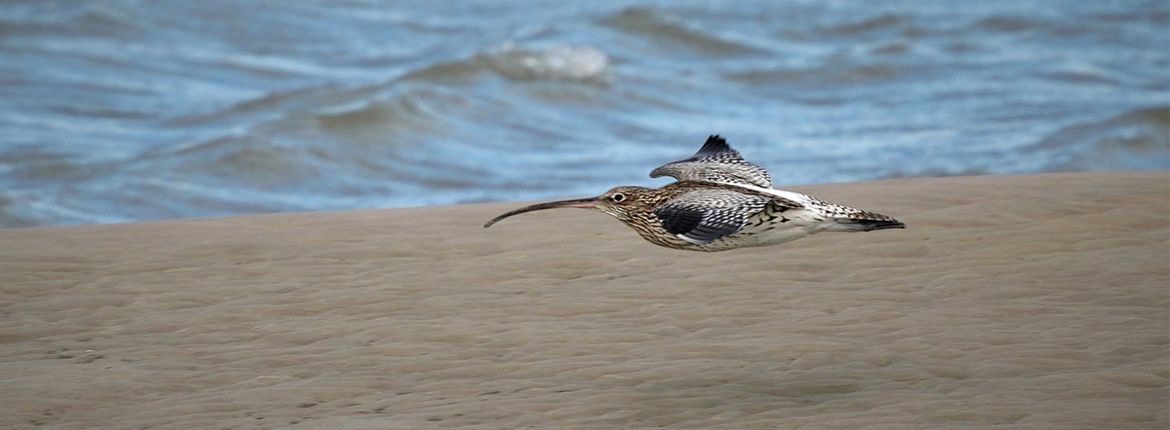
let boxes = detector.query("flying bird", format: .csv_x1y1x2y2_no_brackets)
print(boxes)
484,135,904,251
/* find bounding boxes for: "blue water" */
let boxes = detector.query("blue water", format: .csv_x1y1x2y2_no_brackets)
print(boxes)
1,0,1168,227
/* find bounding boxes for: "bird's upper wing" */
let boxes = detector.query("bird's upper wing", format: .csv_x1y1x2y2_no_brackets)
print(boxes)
653,188,778,245
649,135,773,188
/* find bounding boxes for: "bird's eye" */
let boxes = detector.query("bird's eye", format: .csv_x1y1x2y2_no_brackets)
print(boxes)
611,193,625,203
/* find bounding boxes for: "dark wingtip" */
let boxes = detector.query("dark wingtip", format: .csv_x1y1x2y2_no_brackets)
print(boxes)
696,134,731,156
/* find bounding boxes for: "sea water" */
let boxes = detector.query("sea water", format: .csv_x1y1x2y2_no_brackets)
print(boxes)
1,0,1167,227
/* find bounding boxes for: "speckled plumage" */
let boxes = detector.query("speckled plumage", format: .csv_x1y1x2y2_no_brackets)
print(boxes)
485,135,904,251
650,135,773,188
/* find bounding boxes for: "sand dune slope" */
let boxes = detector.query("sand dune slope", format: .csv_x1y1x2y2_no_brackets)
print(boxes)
1,172,1167,429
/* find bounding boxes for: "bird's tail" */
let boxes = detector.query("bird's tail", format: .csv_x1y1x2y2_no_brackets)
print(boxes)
821,207,905,232
850,218,906,231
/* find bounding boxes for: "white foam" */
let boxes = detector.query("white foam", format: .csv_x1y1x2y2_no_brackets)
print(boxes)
484,43,611,84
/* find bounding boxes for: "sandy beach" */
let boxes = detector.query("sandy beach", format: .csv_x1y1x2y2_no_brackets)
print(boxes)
1,172,1167,429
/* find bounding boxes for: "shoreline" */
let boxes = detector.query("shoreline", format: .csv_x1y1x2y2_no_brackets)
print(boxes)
2,172,1167,429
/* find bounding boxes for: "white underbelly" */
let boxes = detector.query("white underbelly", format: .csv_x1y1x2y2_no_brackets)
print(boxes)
700,208,825,251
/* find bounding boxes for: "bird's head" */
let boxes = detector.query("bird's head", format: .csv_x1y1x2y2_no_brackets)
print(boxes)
483,186,654,227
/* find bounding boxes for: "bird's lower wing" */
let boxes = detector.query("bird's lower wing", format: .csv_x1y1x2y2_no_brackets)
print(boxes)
652,189,772,245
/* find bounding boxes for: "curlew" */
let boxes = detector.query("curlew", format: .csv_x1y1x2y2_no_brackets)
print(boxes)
484,135,904,251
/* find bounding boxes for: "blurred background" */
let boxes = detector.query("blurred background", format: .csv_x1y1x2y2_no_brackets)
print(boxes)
1,0,1167,228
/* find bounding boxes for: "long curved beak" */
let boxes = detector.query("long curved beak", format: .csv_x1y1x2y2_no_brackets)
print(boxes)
483,197,601,228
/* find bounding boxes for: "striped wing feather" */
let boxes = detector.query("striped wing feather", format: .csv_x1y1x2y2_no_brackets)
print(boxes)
653,188,771,245
650,135,773,188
